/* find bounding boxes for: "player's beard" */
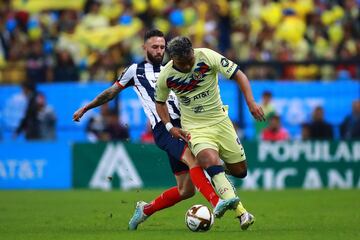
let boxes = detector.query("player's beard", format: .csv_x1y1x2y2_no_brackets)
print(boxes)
147,52,163,66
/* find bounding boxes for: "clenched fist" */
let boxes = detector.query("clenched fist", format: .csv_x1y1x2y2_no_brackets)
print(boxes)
73,107,88,122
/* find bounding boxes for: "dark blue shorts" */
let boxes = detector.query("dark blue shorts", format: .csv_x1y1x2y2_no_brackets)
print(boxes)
152,118,189,175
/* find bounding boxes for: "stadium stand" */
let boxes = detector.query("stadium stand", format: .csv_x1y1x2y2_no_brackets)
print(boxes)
0,0,359,83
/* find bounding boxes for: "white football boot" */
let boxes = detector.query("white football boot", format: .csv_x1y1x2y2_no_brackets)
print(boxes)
213,196,240,218
238,211,255,230
128,201,149,230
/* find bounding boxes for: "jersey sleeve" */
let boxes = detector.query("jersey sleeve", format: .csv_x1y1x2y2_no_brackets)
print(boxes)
116,64,136,89
204,48,240,79
155,69,170,103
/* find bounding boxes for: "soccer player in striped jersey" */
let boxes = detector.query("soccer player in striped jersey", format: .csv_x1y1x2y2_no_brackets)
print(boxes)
155,36,265,230
72,30,238,230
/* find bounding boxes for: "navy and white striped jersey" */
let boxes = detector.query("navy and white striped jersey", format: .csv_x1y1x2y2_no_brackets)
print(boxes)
116,61,180,128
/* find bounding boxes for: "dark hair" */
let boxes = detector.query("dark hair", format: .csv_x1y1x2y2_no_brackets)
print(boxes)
270,113,280,121
262,90,272,97
301,123,310,129
144,29,164,42
21,81,36,92
167,36,193,58
314,106,323,112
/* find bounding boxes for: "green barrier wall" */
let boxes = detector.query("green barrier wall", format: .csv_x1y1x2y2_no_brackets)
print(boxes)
238,141,360,189
72,141,360,190
73,142,175,189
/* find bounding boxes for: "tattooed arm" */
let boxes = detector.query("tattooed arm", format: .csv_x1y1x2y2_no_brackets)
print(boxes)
73,84,122,122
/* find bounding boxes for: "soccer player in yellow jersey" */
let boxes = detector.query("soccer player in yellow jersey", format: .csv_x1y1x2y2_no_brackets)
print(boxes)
73,30,239,230
155,36,265,230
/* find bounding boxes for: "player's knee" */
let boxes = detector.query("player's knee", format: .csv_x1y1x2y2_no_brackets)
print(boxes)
178,186,195,199
197,153,220,169
231,169,247,178
227,165,247,178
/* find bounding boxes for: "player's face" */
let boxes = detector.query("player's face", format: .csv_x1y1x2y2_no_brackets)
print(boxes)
144,36,166,65
172,50,195,73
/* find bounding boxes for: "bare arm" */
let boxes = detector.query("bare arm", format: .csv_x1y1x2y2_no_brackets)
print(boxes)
232,70,265,121
155,101,171,125
155,101,189,141
86,84,121,109
73,84,121,122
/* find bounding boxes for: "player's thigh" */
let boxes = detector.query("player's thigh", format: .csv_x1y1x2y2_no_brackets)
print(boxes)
188,127,223,167
168,153,189,176
188,127,219,159
153,120,190,173
181,147,198,168
153,120,186,161
217,117,246,164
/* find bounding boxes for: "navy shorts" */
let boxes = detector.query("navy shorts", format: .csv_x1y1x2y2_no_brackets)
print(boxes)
152,118,189,175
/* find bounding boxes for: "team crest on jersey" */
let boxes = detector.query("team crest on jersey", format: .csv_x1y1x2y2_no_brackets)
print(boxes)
167,62,210,93
192,71,203,81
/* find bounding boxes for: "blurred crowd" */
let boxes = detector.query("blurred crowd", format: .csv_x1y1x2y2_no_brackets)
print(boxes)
0,0,359,84
12,81,360,142
12,82,131,142
13,82,56,141
86,102,129,142
256,91,360,141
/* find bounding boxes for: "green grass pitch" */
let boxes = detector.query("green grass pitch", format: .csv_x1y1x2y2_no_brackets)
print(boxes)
0,189,359,240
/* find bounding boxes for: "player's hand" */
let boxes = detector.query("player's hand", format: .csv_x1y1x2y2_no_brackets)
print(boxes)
169,127,191,142
248,102,265,122
73,107,87,122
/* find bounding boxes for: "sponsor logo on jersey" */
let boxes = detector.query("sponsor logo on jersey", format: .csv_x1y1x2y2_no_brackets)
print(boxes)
192,105,205,113
193,90,210,101
221,58,229,67
180,96,191,106
226,62,236,74
179,90,210,106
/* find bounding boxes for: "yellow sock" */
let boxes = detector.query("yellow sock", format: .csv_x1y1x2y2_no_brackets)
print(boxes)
234,202,247,217
211,172,236,199
211,172,248,217
211,171,249,217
